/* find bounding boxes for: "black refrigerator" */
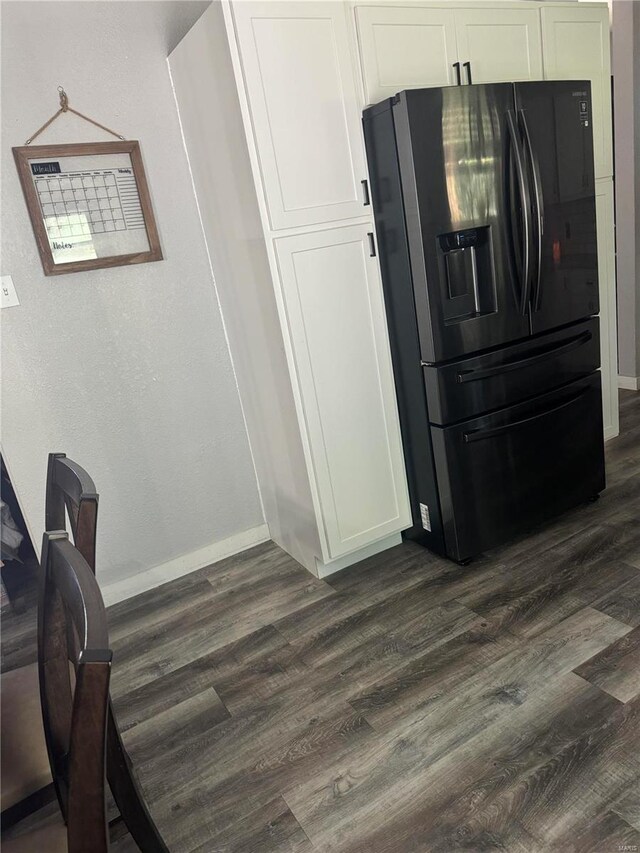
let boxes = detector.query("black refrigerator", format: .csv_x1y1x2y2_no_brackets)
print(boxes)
363,81,605,563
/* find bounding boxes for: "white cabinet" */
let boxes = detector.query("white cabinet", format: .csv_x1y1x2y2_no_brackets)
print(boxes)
225,0,411,571
356,6,457,104
174,2,412,575
275,224,411,559
541,5,613,179
454,9,542,84
355,5,542,104
595,179,619,440
231,1,369,229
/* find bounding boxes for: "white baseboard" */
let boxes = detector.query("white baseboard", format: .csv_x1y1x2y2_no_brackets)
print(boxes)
101,524,270,607
315,532,402,579
618,375,639,391
604,424,619,442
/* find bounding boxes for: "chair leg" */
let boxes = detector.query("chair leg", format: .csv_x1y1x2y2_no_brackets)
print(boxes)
106,702,169,852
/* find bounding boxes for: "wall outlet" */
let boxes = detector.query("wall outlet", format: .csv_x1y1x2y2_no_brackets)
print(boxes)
1,276,19,308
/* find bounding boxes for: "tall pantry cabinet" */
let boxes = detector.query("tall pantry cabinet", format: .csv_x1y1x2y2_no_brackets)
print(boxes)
169,1,618,578
170,1,411,578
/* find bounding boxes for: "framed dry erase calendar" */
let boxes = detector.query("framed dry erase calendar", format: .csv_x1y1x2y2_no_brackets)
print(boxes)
13,140,162,276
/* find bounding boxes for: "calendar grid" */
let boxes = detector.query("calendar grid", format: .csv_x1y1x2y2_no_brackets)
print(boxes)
35,170,145,242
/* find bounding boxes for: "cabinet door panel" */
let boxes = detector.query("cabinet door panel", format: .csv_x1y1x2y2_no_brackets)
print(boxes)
232,2,368,229
275,225,411,558
595,179,619,440
541,6,613,179
356,6,457,105
455,9,542,84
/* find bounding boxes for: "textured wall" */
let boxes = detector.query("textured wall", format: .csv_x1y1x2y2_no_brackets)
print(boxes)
1,1,265,587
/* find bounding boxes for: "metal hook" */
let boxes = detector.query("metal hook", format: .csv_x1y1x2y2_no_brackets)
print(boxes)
58,86,69,112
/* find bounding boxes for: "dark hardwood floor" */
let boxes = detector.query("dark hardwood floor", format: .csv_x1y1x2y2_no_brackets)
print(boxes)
3,391,639,852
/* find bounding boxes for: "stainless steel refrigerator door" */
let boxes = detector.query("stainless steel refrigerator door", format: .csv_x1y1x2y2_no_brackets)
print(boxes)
393,84,530,363
514,81,599,335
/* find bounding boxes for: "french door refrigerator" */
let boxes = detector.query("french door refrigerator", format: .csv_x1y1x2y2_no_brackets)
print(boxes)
363,81,605,562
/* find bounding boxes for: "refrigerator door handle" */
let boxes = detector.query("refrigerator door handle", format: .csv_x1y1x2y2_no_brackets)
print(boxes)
463,61,472,85
456,330,592,384
506,110,532,315
463,389,588,444
453,62,462,86
519,109,545,311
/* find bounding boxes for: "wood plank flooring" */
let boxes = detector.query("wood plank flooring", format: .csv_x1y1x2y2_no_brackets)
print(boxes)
2,391,639,852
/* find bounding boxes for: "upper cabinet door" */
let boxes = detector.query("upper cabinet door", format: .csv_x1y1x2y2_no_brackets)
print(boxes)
356,6,457,105
541,6,612,179
275,224,411,560
231,2,368,230
454,9,543,84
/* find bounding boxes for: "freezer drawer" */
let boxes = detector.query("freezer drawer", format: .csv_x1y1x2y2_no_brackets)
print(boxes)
431,372,605,561
424,318,600,425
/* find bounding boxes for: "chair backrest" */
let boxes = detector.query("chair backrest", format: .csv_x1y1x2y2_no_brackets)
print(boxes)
42,454,168,852
45,453,99,572
38,531,111,853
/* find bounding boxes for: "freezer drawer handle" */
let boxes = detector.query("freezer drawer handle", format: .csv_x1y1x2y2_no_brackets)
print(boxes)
462,389,589,444
456,331,592,384
367,232,376,257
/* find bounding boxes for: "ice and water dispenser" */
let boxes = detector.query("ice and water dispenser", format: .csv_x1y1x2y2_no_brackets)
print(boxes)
437,226,497,324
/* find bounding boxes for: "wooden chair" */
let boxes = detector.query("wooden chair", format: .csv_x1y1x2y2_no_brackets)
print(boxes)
1,453,101,825
4,531,114,852
45,453,168,851
2,455,168,851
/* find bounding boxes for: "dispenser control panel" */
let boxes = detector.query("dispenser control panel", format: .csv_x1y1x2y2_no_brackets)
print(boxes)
439,229,480,252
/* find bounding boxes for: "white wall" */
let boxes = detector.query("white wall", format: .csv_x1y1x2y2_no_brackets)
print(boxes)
612,0,640,384
0,0,266,593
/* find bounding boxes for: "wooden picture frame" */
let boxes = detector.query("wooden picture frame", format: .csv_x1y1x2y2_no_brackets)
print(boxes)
13,141,162,276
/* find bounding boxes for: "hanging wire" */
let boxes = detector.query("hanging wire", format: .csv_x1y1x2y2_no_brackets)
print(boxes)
25,87,125,145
